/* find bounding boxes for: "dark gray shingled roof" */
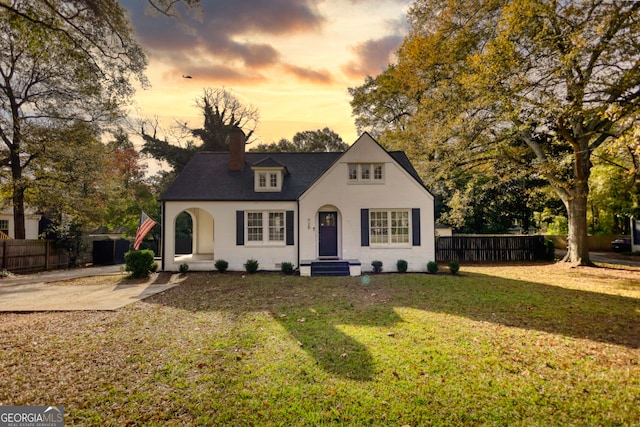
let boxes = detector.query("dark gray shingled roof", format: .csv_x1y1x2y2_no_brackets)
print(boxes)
161,150,425,202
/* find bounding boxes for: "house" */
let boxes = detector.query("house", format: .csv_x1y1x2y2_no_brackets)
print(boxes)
0,209,41,239
160,129,435,275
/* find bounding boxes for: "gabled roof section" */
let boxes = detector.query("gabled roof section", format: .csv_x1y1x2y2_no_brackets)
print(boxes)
251,156,288,172
161,151,341,201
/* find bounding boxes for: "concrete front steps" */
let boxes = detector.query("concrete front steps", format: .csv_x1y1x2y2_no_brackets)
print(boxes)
300,259,361,277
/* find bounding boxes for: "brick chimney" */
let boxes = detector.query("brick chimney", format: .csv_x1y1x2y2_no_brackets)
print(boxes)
228,127,246,171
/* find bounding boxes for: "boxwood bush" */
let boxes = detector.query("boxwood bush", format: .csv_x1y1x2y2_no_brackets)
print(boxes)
245,259,259,274
215,259,229,273
125,250,157,278
281,262,294,275
371,260,383,274
397,259,408,273
427,261,438,274
448,261,460,275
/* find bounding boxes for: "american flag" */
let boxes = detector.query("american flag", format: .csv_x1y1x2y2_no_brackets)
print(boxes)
134,211,157,250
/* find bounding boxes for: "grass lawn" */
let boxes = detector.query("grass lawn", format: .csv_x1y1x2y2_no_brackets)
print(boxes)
1,263,639,426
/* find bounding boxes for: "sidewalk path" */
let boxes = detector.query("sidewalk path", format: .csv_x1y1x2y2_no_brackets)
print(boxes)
0,265,181,311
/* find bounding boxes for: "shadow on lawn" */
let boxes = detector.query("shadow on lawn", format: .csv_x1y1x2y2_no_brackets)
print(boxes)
145,269,640,381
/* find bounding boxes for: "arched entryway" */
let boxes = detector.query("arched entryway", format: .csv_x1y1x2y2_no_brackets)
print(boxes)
174,208,214,262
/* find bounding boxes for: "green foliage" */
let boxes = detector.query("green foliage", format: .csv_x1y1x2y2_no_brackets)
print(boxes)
448,261,460,275
215,259,229,273
45,221,88,268
427,261,439,274
397,259,408,273
281,262,294,275
250,127,349,153
125,250,157,278
371,260,383,274
0,1,147,238
179,263,189,274
350,0,640,263
244,259,259,274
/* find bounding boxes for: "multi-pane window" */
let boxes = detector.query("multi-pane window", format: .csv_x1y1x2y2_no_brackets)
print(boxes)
348,164,358,180
247,212,285,243
269,212,284,241
247,212,263,241
370,210,410,245
361,163,371,180
348,163,383,183
374,164,383,180
254,170,282,191
370,211,388,244
0,220,8,236
391,211,409,243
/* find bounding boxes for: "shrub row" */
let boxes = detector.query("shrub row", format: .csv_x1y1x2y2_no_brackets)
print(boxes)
371,260,460,275
125,252,461,277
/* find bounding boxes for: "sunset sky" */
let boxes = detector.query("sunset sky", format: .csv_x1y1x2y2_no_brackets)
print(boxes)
122,0,411,146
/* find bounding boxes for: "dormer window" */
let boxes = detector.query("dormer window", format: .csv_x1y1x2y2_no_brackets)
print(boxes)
252,157,288,192
348,163,384,184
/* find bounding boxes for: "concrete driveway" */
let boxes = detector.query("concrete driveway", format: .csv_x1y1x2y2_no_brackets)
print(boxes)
0,265,181,311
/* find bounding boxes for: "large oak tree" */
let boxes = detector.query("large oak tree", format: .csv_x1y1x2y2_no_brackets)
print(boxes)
351,0,640,264
0,0,147,238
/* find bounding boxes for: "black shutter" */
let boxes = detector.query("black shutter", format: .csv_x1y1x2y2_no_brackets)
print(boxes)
286,210,294,245
361,209,369,246
412,208,421,246
236,211,244,245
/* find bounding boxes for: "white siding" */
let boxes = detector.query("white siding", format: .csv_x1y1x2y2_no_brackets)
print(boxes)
299,134,435,273
163,201,297,272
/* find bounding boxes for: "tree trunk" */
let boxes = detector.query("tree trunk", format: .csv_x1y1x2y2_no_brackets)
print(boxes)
564,185,591,265
11,150,26,240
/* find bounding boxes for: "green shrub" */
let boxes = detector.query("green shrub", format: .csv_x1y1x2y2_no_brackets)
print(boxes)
448,261,460,275
396,259,408,273
179,263,189,274
427,261,438,274
371,260,383,274
281,262,294,275
245,259,259,274
125,250,156,278
215,259,229,273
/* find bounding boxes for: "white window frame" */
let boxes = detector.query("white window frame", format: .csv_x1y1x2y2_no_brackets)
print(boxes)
246,211,286,245
254,169,283,192
0,219,8,235
348,163,384,184
369,209,411,247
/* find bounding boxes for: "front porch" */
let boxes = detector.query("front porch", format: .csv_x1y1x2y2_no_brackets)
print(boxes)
174,253,215,271
300,259,361,277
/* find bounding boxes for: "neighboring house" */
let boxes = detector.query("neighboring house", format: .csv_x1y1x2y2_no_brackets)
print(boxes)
160,129,435,275
0,210,41,239
436,223,453,237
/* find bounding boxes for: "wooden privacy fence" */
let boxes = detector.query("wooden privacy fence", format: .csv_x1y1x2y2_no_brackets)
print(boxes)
0,240,71,274
436,235,548,262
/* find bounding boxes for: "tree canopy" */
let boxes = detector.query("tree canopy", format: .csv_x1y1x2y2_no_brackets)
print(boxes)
251,128,349,152
350,0,640,264
0,0,147,238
